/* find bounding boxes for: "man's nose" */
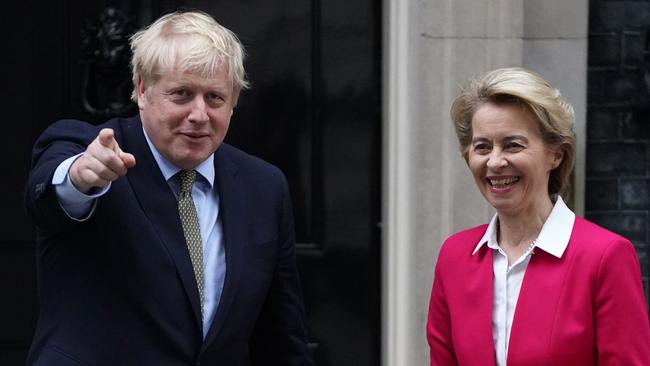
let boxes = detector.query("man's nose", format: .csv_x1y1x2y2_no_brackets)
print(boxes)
188,97,209,123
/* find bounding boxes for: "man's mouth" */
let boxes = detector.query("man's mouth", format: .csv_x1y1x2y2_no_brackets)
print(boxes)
180,131,208,138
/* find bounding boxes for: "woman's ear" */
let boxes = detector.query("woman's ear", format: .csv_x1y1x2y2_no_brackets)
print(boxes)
551,148,564,169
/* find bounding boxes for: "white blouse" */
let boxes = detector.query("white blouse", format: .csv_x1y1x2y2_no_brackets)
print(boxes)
471,197,575,366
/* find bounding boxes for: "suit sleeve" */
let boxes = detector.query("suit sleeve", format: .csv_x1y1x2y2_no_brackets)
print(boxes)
594,238,650,365
427,242,459,366
24,120,97,234
249,172,314,366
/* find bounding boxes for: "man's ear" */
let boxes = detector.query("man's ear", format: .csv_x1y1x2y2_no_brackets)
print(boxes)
228,88,240,118
136,78,147,109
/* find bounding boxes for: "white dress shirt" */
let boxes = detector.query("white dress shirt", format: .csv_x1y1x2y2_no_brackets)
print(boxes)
53,128,225,338
472,197,575,366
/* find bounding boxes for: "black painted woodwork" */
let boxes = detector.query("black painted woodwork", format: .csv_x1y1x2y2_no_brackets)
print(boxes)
2,1,381,364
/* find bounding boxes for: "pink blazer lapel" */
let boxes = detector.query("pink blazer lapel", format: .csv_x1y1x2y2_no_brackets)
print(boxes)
507,251,567,364
454,245,497,365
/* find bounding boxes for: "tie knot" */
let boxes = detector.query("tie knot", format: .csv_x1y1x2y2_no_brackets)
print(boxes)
179,169,197,194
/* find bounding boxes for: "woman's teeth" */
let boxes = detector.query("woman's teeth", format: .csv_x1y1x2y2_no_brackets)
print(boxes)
489,177,519,188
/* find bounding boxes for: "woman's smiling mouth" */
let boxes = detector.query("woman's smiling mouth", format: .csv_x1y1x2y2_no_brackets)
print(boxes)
487,176,520,188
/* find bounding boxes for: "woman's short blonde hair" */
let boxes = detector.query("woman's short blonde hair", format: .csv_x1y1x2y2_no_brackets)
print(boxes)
129,10,249,101
450,67,576,196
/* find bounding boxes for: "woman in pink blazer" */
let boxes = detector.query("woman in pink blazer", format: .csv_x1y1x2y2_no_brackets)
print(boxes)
427,68,650,365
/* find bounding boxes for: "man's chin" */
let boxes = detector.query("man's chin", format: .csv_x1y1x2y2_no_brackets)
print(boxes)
167,145,217,168
175,159,203,170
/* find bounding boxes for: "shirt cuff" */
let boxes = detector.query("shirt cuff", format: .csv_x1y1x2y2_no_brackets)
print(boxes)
53,154,111,221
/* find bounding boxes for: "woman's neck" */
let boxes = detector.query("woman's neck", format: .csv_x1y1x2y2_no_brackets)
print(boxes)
497,196,554,261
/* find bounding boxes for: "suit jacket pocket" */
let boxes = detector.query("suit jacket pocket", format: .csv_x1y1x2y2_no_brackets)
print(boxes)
33,345,91,366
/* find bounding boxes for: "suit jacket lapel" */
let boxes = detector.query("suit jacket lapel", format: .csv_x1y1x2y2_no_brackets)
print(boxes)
203,145,246,349
469,245,498,365
119,117,203,330
508,251,566,363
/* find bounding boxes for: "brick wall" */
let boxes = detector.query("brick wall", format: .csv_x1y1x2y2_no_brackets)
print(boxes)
588,0,650,310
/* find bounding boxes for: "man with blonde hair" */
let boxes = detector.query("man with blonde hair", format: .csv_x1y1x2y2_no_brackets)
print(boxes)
25,10,313,365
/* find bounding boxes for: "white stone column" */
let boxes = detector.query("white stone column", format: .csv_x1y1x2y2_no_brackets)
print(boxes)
522,0,588,215
382,0,588,365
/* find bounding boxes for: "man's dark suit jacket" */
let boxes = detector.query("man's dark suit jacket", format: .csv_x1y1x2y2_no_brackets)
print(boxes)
24,116,313,365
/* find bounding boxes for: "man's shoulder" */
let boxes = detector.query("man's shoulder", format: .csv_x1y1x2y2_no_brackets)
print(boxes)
215,144,289,201
43,115,139,141
217,143,284,178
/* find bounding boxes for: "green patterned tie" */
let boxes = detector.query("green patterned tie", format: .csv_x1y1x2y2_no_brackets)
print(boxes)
177,169,204,319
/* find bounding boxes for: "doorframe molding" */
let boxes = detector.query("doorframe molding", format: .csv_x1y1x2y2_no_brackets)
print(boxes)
382,0,413,364
381,1,588,365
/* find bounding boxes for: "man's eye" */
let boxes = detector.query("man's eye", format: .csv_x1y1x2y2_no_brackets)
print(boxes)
207,93,223,101
170,90,191,99
206,93,225,105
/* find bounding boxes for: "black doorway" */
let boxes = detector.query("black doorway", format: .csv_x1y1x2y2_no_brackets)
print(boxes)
1,1,381,364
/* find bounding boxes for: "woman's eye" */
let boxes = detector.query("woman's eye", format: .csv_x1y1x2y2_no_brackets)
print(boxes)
505,143,524,151
474,144,491,153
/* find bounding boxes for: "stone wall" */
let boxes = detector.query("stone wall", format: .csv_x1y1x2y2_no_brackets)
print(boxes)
383,0,589,364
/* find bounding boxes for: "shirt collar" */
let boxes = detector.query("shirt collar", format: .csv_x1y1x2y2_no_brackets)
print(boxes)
142,126,215,188
472,196,575,258
473,215,499,255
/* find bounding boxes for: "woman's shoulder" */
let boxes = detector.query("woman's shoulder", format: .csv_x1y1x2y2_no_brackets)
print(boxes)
440,224,490,255
569,216,637,262
571,216,631,248
573,216,624,238
446,224,489,241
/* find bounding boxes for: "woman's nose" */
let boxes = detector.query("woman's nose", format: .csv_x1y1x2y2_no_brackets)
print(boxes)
486,150,507,169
